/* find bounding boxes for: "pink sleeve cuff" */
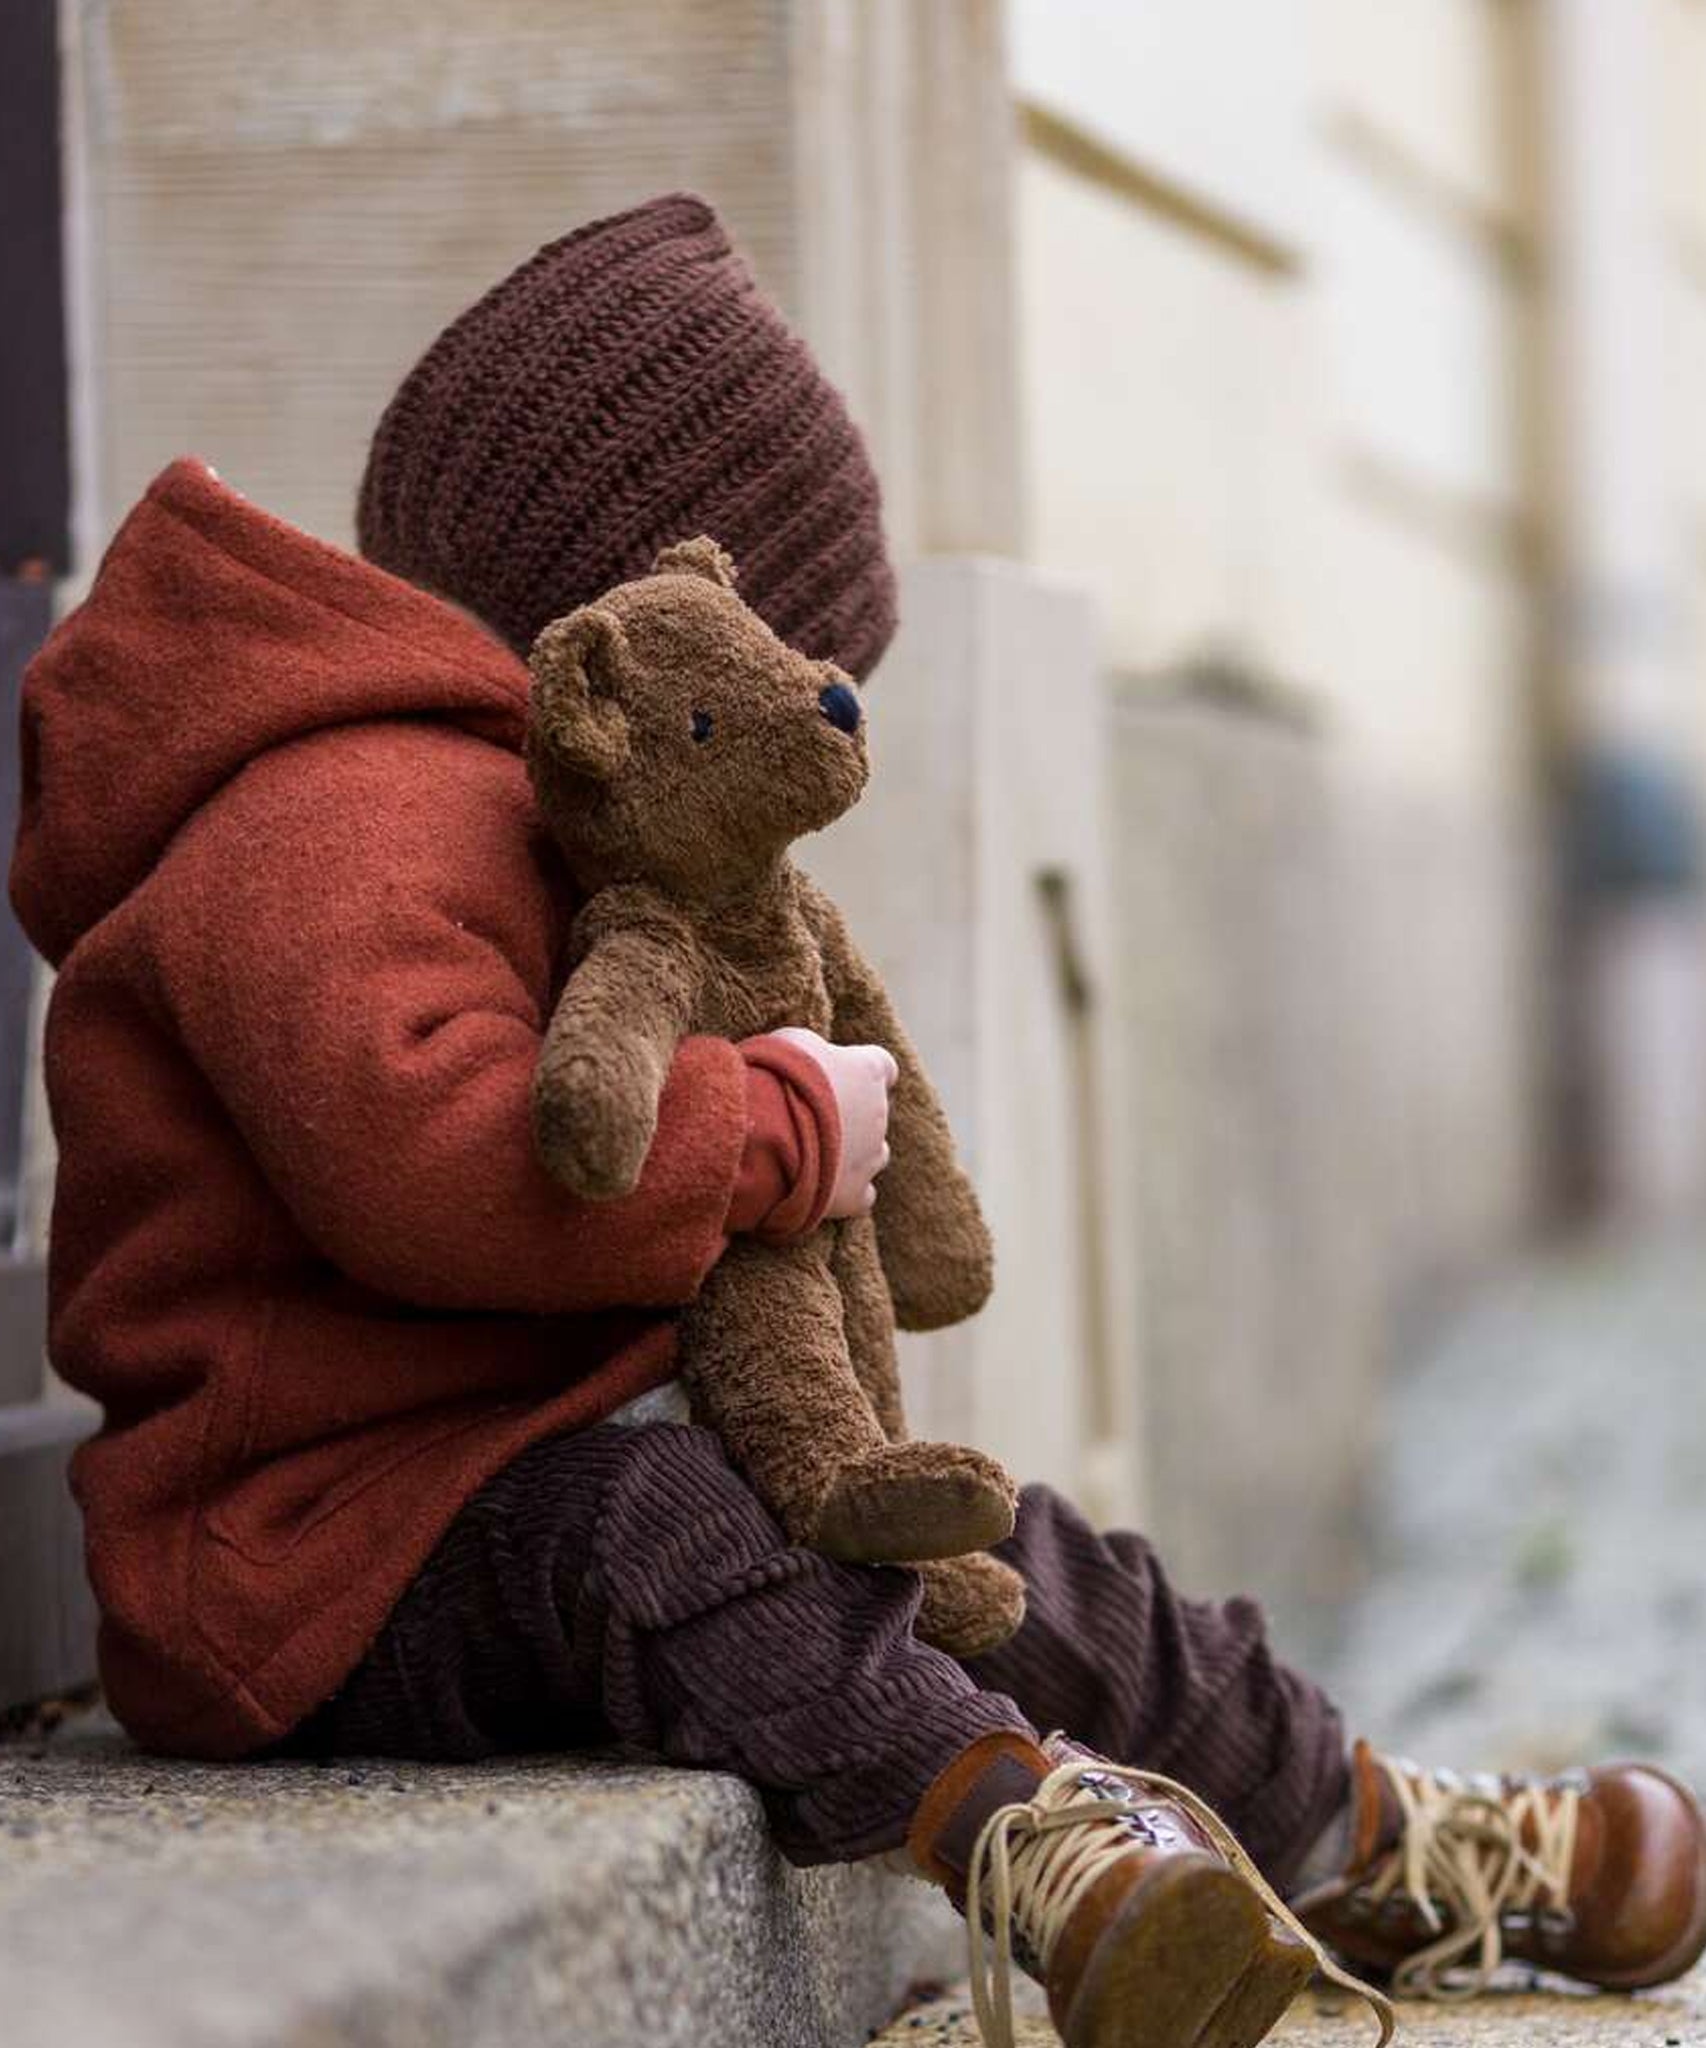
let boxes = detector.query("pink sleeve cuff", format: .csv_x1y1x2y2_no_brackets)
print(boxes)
725,1035,843,1243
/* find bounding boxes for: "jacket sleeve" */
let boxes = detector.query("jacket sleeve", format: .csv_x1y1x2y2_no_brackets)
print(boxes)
728,1035,843,1243
146,725,750,1313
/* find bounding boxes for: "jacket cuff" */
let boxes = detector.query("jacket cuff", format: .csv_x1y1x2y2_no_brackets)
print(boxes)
726,1035,843,1243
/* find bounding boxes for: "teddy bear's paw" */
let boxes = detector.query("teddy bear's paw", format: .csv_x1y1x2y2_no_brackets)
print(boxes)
915,1553,1027,1659
808,1440,1017,1565
884,1221,994,1332
531,1063,654,1200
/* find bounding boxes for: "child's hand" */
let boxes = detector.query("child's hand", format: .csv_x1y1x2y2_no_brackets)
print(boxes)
770,1027,897,1217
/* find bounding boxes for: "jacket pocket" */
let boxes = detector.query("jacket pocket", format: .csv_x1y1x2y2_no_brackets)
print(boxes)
205,1403,500,1567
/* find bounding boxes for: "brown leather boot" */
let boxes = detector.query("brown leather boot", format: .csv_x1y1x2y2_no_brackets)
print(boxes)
909,1732,1393,2048
1294,1739,1706,1997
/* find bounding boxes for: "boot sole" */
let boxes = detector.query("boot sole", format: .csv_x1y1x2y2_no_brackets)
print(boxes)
1195,1920,1317,2048
1059,1853,1278,2048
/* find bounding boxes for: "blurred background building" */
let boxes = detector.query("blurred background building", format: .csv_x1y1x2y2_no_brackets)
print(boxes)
6,0,1706,1707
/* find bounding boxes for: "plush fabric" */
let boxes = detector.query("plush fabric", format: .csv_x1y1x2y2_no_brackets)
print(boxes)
522,537,1025,1654
356,193,898,682
6,457,838,1758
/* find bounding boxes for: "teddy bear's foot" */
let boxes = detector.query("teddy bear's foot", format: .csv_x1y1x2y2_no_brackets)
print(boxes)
915,1552,1027,1658
807,1441,1017,1565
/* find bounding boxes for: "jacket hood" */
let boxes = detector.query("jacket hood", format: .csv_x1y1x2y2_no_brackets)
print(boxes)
10,458,530,965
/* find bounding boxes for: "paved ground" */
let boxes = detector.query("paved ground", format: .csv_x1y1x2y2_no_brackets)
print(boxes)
875,1233,1706,2046
1318,1233,1706,1793
875,1974,1706,2047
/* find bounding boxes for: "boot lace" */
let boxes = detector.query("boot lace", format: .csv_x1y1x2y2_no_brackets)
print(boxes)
1358,1754,1582,2000
965,1760,1395,2048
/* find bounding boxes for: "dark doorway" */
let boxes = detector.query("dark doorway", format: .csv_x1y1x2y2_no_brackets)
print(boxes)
0,0,96,1716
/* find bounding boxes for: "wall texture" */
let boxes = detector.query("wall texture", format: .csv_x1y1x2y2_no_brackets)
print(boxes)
1112,691,1379,1640
68,0,796,551
1012,0,1552,1608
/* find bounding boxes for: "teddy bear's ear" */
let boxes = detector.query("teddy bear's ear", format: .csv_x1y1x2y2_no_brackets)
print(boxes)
652,535,737,588
527,608,631,783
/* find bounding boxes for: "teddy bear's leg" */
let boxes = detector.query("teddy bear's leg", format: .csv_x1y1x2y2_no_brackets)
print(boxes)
811,1220,1019,1564
679,1229,1017,1564
827,1215,907,1441
829,1221,1026,1653
914,1553,1028,1659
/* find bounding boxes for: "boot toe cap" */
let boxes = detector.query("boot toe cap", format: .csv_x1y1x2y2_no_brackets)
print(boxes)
1571,1764,1706,1988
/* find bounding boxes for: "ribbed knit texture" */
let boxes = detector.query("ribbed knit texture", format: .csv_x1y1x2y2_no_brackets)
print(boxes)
282,1432,1347,1880
356,193,899,680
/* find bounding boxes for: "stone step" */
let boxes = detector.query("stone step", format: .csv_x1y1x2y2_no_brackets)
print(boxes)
1,1709,960,2048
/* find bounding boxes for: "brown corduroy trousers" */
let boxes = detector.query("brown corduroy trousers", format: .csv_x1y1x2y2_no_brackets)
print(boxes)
283,1423,1348,1885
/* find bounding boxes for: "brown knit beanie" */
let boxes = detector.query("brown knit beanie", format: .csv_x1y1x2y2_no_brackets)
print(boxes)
356,192,898,680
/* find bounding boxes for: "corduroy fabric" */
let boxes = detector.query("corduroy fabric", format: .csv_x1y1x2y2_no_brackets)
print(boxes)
968,1489,1352,1892
356,194,899,681
283,1422,1029,1863
284,1431,1347,1881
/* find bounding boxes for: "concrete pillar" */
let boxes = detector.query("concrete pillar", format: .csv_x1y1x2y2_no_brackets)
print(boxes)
790,8,1139,1513
787,0,1022,558
1110,684,1381,1640
1535,0,1706,1216
806,560,1141,1524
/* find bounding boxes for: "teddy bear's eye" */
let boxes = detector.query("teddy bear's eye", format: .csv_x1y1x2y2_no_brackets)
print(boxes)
691,710,714,744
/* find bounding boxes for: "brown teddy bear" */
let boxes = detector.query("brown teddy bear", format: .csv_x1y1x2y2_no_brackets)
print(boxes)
524,537,1026,1657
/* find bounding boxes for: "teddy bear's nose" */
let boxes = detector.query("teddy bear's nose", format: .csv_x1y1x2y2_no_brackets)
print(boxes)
818,681,862,735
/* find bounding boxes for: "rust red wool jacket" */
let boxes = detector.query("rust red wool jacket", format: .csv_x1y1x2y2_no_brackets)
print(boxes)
9,458,836,1757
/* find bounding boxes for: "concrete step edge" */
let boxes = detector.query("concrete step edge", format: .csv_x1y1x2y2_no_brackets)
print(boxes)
1,1725,959,2048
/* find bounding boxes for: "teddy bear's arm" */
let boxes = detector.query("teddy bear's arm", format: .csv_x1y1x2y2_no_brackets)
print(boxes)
796,877,993,1331
534,893,703,1202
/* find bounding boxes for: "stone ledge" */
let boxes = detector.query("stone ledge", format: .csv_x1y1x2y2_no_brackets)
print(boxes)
1,1711,959,2048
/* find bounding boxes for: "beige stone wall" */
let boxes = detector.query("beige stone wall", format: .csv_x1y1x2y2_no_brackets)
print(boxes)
1011,0,1550,1609
1111,692,1380,1633
66,0,798,550
64,0,1019,562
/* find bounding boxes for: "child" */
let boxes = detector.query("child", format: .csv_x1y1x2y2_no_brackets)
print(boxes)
13,193,1704,2048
